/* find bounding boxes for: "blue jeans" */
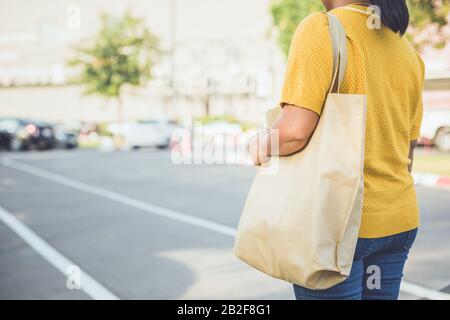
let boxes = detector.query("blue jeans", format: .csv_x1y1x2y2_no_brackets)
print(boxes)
293,228,418,300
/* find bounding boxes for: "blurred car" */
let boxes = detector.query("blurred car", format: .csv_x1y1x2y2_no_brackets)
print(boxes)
0,118,56,151
54,125,78,149
419,108,450,152
0,129,10,151
108,119,180,149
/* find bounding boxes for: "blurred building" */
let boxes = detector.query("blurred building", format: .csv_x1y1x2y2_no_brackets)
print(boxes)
0,0,285,124
0,0,449,125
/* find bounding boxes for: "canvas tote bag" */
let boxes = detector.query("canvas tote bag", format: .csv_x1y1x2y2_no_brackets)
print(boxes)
234,12,367,290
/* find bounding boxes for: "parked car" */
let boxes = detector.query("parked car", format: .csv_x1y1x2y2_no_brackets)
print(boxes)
54,125,78,149
0,118,56,151
0,125,11,150
108,119,180,149
419,108,450,152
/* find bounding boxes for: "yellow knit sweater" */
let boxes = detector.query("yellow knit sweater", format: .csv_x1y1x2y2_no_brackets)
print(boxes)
279,5,425,238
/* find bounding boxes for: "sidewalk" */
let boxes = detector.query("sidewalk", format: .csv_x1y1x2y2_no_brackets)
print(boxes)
413,172,450,189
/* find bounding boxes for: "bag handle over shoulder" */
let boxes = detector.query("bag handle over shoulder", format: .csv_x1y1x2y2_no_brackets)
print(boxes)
324,12,348,93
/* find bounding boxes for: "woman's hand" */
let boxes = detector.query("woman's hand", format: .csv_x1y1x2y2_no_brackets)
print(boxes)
248,130,271,166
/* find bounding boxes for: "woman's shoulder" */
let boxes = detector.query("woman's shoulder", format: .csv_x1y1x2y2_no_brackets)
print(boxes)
287,12,333,70
400,37,426,78
292,12,330,43
298,12,329,29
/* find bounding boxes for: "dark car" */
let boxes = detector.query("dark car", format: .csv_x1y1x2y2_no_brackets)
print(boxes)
54,125,78,149
0,118,56,151
0,129,10,151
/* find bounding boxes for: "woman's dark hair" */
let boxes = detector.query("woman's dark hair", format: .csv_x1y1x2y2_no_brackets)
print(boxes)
369,0,410,35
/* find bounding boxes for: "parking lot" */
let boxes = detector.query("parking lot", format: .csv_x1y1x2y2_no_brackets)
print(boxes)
1,149,450,299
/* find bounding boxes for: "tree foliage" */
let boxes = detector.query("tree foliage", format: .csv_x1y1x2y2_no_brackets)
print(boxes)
407,0,450,49
270,0,450,57
270,0,323,56
68,11,159,99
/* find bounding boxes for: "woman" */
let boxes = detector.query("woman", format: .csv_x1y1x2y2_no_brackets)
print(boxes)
249,0,424,300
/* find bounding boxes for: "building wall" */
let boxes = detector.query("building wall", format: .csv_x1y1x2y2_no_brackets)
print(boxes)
0,84,270,124
1,0,448,125
0,0,284,123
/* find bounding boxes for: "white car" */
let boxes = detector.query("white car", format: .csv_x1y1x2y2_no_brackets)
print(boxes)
108,120,179,149
420,108,450,152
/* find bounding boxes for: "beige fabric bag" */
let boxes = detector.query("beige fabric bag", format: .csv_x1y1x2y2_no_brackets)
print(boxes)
234,12,367,290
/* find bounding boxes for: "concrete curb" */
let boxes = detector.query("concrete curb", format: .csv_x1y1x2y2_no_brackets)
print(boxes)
413,172,450,189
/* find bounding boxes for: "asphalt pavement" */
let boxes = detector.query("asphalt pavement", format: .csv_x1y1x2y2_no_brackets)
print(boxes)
0,149,449,299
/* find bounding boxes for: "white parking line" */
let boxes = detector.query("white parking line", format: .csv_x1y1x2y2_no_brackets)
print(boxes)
2,158,450,300
0,205,118,300
2,158,236,237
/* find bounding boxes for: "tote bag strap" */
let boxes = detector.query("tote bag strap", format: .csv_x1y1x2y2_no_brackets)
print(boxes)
324,12,348,93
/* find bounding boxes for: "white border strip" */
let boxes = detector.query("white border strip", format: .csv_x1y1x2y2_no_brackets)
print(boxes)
2,158,449,300
0,205,118,300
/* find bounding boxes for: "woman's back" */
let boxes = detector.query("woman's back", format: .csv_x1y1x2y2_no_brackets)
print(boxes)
280,4,425,238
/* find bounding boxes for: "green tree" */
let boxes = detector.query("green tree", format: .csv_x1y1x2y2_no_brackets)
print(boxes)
408,0,450,49
68,11,159,125
270,0,450,57
270,0,323,56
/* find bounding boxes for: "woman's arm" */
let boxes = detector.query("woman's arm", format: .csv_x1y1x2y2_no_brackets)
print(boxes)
247,13,331,166
248,105,319,165
271,105,320,156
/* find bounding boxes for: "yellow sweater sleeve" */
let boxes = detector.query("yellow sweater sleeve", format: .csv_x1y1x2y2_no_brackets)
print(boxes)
280,12,334,115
